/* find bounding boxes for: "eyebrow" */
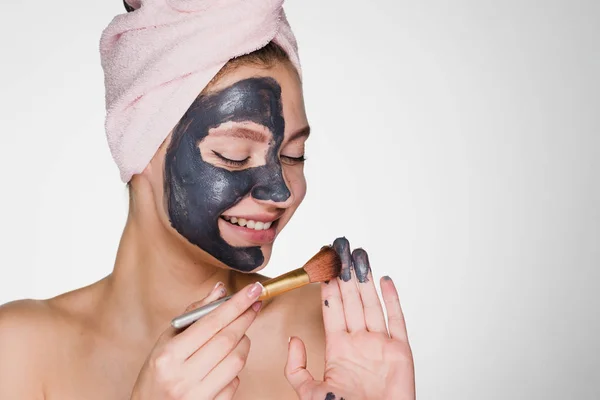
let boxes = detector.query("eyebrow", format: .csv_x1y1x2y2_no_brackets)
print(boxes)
287,126,311,142
210,127,269,143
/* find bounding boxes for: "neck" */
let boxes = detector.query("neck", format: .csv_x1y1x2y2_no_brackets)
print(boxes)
104,183,232,338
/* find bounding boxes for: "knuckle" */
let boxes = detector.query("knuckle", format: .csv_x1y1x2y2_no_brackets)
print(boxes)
231,352,247,371
219,331,240,349
164,380,186,399
151,350,174,375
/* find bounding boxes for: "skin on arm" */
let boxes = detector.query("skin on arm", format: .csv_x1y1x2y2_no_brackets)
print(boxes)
0,300,51,400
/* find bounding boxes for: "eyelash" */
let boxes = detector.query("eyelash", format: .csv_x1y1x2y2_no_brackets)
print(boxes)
212,151,249,167
281,155,306,165
212,151,306,167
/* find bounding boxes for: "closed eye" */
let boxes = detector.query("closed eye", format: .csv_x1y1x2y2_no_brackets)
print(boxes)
212,150,250,167
281,155,306,166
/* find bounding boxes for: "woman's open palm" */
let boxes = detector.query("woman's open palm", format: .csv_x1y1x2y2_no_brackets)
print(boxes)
285,238,415,400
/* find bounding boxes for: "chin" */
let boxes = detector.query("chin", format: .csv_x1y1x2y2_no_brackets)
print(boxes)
250,245,273,272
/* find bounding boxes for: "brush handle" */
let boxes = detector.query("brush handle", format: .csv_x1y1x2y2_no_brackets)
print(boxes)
170,268,311,330
171,295,233,329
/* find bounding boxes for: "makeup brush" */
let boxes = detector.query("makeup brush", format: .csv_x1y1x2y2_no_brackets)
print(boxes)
171,246,341,329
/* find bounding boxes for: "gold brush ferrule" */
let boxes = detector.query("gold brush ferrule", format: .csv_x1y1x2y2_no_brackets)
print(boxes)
258,267,310,300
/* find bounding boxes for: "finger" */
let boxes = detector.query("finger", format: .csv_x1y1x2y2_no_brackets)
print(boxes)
184,305,258,380
284,336,314,395
184,282,227,313
381,276,409,342
321,274,347,334
170,282,263,360
213,377,240,400
334,237,366,332
352,249,387,333
153,283,229,347
196,335,251,399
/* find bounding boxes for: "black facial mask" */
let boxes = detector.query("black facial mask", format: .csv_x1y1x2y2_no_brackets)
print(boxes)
164,77,290,272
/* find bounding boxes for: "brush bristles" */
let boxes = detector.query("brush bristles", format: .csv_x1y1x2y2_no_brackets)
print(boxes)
302,246,341,283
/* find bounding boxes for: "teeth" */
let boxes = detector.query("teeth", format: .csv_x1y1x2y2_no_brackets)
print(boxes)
222,216,275,231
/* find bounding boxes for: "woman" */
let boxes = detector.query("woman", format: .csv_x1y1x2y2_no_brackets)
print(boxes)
0,1,415,399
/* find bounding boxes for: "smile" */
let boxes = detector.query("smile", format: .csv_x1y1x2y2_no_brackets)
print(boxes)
220,215,278,231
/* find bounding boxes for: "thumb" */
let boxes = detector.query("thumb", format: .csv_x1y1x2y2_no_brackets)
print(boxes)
284,336,314,395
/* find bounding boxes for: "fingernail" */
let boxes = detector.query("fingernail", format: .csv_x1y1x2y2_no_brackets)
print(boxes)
252,301,262,312
333,237,352,282
288,336,292,343
352,248,370,283
248,282,264,299
383,275,392,281
212,281,224,293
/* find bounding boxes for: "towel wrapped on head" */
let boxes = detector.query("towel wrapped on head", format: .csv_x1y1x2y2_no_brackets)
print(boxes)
100,0,301,182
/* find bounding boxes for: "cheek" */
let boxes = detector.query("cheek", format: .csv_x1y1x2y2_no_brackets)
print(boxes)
286,167,307,205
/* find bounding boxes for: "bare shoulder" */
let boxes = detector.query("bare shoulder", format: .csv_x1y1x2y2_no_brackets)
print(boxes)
0,298,58,350
0,299,57,399
0,282,103,398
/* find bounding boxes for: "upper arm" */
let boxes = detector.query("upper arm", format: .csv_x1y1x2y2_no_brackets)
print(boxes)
0,300,48,399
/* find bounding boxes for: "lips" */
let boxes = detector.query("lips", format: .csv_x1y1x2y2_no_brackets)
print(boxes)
219,214,280,245
220,215,274,231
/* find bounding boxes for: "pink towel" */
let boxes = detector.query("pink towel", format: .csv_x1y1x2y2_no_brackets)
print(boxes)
100,0,301,182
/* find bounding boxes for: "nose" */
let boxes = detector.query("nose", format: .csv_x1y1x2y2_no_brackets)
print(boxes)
252,185,290,203
251,168,293,206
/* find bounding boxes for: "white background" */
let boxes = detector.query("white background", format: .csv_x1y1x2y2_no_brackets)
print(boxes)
1,0,599,399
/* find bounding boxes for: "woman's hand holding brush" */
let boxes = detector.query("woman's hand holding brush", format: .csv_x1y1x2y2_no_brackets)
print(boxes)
284,237,416,400
130,282,263,400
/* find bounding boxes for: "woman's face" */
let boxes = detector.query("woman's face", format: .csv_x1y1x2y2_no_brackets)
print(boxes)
146,62,308,272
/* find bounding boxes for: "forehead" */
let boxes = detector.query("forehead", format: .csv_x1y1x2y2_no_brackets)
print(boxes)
193,77,283,132
203,63,308,132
